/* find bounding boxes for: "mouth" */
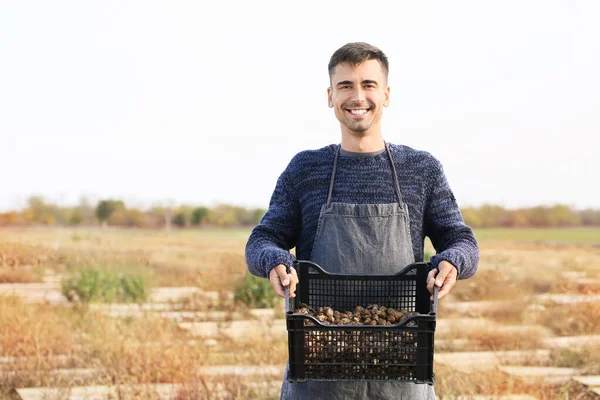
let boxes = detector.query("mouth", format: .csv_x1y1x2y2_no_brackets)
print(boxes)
345,108,371,118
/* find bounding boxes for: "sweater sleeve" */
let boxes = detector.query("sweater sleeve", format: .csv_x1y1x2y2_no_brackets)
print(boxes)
424,159,479,280
245,164,302,278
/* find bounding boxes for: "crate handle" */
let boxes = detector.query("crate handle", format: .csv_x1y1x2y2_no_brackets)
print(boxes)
284,265,293,314
429,266,439,316
295,259,431,278
430,285,439,315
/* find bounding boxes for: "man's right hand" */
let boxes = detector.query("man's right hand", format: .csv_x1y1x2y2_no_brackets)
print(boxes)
269,264,299,298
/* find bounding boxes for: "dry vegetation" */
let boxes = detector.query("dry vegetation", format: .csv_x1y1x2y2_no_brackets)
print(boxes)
0,227,599,399
0,228,249,291
434,364,564,400
534,302,600,336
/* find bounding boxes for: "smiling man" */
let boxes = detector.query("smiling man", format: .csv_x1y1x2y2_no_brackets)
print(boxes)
328,58,389,140
245,42,479,399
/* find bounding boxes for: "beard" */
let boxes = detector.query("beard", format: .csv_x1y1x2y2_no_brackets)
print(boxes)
340,101,376,133
342,118,374,134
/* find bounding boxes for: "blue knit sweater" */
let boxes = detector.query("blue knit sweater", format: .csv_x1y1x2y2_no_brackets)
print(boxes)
245,143,479,280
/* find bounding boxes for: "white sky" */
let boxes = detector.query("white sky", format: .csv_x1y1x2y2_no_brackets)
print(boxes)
1,1,599,212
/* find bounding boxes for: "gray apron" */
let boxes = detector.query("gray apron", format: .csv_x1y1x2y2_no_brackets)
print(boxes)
280,143,436,400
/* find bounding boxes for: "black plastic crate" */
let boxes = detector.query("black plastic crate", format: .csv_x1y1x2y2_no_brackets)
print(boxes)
286,260,438,384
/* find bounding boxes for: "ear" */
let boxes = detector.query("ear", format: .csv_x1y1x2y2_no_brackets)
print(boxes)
327,87,333,108
383,86,390,107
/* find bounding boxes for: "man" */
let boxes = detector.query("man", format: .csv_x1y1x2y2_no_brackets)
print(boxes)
245,42,479,399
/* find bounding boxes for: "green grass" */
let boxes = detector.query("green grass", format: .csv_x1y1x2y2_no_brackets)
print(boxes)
474,228,600,244
61,265,151,303
233,271,279,308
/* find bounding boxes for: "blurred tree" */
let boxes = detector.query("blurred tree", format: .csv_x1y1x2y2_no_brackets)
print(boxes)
0,212,18,226
27,195,50,224
149,201,175,230
95,199,125,226
550,204,581,227
6,198,598,229
579,208,600,226
69,208,83,225
173,206,193,227
528,206,550,227
147,206,166,229
26,195,67,225
77,196,97,225
205,204,267,227
460,207,483,228
173,212,185,228
20,209,34,225
479,204,507,227
207,204,235,226
191,206,209,225
125,209,147,228
505,209,530,227
108,209,128,226
147,206,165,217
251,208,266,225
173,213,185,227
54,207,70,225
217,210,237,227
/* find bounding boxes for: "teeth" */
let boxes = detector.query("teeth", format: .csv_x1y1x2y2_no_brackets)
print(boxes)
350,109,368,115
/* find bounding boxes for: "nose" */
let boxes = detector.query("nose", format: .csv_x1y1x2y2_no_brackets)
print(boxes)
351,87,367,103
348,87,369,107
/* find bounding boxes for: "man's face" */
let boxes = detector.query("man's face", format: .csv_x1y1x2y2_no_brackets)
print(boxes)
327,60,390,136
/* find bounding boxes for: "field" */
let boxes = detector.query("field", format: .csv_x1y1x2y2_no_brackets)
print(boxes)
1,227,600,399
473,228,600,244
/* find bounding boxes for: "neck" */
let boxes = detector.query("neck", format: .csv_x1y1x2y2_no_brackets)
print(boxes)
340,132,385,153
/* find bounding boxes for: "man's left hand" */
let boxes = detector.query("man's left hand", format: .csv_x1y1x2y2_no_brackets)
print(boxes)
427,260,457,301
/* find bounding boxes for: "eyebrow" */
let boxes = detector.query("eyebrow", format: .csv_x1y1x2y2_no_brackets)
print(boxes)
362,80,379,86
335,79,379,87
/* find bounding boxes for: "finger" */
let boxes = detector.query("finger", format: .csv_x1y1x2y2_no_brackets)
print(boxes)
434,267,450,288
436,279,456,300
434,267,457,300
427,269,436,282
288,267,298,298
269,275,285,298
269,266,286,298
275,264,290,287
290,266,299,284
426,269,437,294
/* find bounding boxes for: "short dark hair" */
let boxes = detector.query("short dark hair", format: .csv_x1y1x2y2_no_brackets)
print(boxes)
328,42,389,83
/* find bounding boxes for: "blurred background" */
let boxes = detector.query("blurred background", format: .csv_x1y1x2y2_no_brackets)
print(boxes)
1,1,599,399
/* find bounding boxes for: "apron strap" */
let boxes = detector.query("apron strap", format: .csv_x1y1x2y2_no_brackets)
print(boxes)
385,141,405,206
326,142,404,207
326,145,340,207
